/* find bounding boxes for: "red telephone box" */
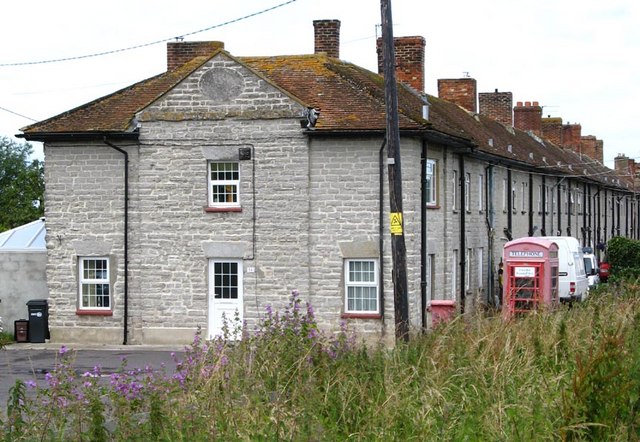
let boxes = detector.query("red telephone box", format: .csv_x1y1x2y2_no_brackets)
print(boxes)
503,237,559,320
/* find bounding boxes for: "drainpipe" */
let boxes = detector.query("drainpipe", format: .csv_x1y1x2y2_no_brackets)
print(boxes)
541,176,546,235
603,189,608,243
459,154,466,314
583,182,589,245
103,139,129,345
485,165,495,307
420,139,427,330
507,169,512,237
528,173,534,236
566,179,572,236
379,138,387,327
556,178,562,235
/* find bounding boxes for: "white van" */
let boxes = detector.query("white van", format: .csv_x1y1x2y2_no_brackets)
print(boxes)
582,248,600,289
539,236,589,302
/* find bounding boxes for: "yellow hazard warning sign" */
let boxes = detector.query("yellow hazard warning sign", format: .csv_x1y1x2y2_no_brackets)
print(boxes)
390,212,403,235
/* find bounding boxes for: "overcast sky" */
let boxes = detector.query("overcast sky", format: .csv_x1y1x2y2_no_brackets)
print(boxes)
1,0,637,168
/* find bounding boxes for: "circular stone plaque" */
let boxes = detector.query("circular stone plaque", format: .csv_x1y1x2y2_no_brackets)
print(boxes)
198,68,244,103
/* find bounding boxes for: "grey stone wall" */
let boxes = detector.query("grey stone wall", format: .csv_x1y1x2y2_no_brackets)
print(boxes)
0,252,48,335
43,143,127,343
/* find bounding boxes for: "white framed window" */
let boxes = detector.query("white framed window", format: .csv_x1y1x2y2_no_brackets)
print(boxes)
426,159,438,206
478,174,484,212
521,182,527,212
476,248,484,288
544,186,549,214
502,178,508,212
427,254,436,300
344,260,379,314
511,180,517,213
577,190,583,215
452,249,458,301
79,257,110,310
465,173,471,212
538,185,543,213
465,248,472,291
208,162,240,207
563,187,568,214
452,170,459,211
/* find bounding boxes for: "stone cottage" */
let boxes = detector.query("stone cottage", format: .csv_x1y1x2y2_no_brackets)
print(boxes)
19,20,635,345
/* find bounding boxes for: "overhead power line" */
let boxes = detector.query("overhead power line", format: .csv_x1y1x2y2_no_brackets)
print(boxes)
0,105,38,121
0,0,299,67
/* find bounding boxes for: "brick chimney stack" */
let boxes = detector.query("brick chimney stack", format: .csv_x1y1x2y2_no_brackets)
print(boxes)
596,139,604,163
580,136,604,163
614,153,634,175
580,136,598,161
167,41,224,71
513,101,542,136
542,117,563,146
376,36,426,93
438,78,477,113
562,123,582,153
479,89,513,126
313,19,341,59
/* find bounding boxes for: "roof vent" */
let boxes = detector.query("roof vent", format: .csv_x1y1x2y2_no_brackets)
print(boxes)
529,152,534,160
488,138,493,147
507,144,512,153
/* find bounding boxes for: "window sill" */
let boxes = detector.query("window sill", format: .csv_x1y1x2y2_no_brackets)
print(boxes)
426,204,440,210
341,313,382,320
76,309,113,316
204,206,242,213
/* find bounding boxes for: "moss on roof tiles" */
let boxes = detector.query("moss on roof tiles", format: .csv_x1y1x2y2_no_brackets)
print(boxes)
21,54,218,135
17,48,624,188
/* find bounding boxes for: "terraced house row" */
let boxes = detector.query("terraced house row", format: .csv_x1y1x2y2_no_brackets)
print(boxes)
19,19,638,346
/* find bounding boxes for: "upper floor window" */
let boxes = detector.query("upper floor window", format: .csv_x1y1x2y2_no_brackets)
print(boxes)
208,162,240,208
426,159,438,207
502,178,508,212
79,257,110,310
478,174,484,212
465,173,471,212
538,185,543,213
452,170,459,211
521,182,527,212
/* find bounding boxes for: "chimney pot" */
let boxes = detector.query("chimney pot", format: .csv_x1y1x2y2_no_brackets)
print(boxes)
516,101,523,106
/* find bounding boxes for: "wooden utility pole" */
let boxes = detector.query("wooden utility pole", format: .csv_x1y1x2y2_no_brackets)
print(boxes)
380,0,410,342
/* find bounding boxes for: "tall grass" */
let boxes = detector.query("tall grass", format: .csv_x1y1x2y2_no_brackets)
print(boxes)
2,286,640,440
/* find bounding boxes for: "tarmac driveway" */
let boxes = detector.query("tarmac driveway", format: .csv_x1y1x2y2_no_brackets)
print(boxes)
0,343,184,409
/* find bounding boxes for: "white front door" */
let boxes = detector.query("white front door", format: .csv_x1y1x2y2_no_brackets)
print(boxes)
208,259,243,340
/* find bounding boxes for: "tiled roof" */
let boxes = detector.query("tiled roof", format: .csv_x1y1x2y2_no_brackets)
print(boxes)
20,53,221,136
19,49,626,188
242,54,431,132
